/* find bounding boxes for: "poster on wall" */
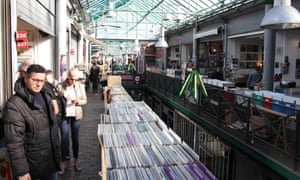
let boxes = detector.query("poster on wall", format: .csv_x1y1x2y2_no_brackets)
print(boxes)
17,31,33,64
59,55,67,81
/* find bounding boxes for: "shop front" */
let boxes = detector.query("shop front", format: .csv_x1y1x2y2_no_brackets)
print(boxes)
195,25,224,75
227,31,264,86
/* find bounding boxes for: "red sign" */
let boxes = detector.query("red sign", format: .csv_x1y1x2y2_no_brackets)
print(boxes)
16,31,27,41
16,41,28,49
16,31,28,49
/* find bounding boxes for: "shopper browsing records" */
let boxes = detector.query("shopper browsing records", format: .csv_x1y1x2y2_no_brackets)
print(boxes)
246,67,262,90
45,70,66,123
89,60,100,94
59,68,87,174
3,64,60,180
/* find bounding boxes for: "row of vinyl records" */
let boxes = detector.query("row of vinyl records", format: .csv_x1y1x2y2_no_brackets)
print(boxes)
105,102,160,123
98,120,163,134
109,86,128,95
104,144,199,169
100,86,216,179
107,162,216,180
101,131,181,147
110,94,133,103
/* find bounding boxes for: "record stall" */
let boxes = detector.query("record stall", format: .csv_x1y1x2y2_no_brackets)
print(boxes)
98,85,216,179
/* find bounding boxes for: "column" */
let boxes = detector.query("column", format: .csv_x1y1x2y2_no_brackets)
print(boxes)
78,32,83,64
10,0,18,91
262,4,276,91
85,39,89,66
56,0,67,80
192,27,197,67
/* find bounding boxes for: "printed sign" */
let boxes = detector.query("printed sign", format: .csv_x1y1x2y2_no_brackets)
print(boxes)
16,31,27,41
16,41,28,49
16,31,28,49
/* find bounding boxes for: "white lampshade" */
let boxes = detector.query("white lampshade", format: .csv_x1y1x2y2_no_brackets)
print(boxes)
133,39,140,53
163,14,172,21
155,27,168,48
106,1,116,18
155,38,168,48
106,10,116,18
261,0,300,29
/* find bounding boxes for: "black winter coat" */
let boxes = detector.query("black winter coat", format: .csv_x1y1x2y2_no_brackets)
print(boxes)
4,79,60,178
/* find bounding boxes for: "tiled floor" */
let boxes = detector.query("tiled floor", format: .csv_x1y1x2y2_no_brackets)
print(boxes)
59,92,103,180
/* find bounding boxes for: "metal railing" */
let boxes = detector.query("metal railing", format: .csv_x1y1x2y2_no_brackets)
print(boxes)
143,71,300,178
174,110,232,180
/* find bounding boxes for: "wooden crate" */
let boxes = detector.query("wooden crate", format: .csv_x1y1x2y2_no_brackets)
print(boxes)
97,134,107,180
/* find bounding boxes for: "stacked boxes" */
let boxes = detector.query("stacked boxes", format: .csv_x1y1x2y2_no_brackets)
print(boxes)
251,91,297,116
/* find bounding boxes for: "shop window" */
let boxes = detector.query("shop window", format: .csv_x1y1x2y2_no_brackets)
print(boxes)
239,44,263,69
197,41,223,73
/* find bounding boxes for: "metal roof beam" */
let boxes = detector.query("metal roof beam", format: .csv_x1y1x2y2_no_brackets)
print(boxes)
126,0,166,33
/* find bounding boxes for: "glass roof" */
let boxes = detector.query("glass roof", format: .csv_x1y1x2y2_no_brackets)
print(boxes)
76,0,258,55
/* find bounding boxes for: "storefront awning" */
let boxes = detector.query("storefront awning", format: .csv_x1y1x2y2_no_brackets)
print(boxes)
194,27,219,39
85,34,107,49
228,30,264,39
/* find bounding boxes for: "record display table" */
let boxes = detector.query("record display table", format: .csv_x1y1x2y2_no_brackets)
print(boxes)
98,88,216,179
103,85,133,113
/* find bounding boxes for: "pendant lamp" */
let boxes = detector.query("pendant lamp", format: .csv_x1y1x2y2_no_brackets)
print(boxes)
261,0,300,29
106,1,116,18
155,27,168,48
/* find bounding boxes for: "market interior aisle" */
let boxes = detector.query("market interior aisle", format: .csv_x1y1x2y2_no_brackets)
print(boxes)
59,92,103,180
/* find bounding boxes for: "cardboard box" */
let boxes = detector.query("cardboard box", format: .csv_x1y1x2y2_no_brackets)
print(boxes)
107,75,122,87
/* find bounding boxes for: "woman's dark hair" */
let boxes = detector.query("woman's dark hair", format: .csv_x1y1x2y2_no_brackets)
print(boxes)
26,64,46,76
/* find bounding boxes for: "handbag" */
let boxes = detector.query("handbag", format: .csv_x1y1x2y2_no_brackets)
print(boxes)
75,106,83,120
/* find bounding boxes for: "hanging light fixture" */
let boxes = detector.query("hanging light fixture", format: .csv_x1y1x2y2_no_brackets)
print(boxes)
106,1,116,18
132,39,140,53
163,14,172,21
261,0,300,29
155,27,168,48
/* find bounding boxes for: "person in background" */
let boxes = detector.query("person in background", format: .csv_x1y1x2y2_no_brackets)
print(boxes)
45,70,61,116
59,68,87,174
210,67,224,80
246,67,262,90
17,62,32,79
89,60,100,94
3,64,60,180
14,62,32,96
127,60,137,74
187,60,194,72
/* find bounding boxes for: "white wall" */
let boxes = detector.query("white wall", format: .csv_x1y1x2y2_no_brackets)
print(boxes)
16,0,55,35
277,30,300,84
36,36,55,70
